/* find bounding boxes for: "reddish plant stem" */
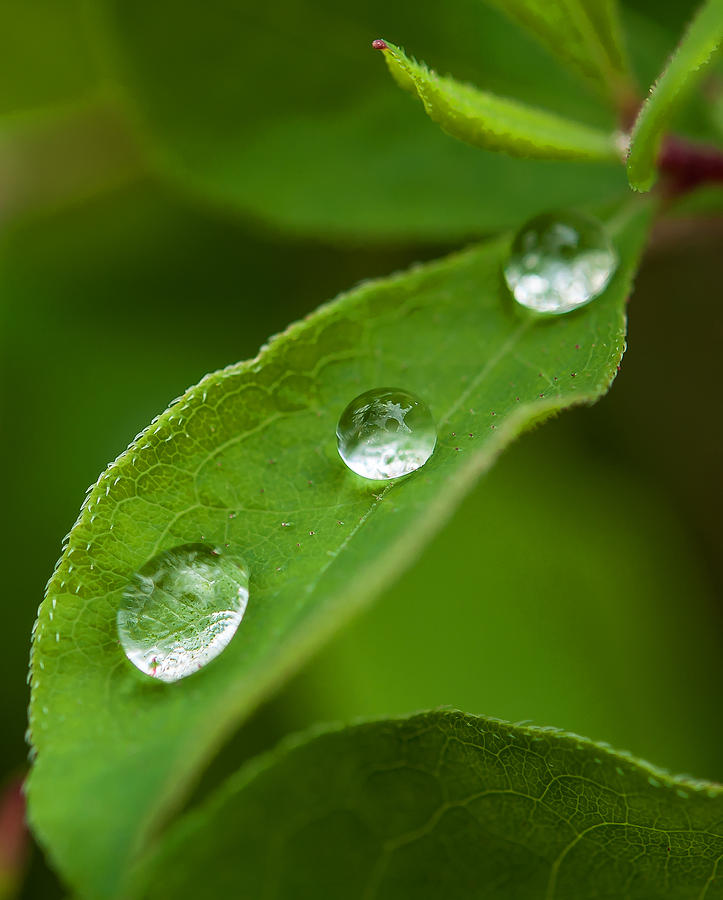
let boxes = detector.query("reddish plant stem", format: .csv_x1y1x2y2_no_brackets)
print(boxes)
0,777,28,892
657,134,723,195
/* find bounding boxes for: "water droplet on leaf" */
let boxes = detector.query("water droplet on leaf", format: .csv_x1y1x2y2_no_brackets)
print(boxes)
504,210,618,314
336,388,436,480
117,543,248,683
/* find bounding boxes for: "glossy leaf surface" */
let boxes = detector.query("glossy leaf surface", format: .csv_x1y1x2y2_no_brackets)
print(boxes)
27,202,651,898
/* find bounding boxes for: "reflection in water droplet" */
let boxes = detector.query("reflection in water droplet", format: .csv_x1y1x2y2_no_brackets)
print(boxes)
117,543,248,682
504,210,618,314
336,388,436,480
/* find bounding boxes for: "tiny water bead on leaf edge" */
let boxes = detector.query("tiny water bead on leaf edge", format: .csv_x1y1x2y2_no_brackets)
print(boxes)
336,388,437,480
117,544,249,683
504,210,619,314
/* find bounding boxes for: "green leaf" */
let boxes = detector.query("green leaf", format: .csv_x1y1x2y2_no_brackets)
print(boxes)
0,101,144,224
481,0,635,108
0,0,100,117
27,200,652,899
622,5,723,145
90,0,628,241
627,0,723,192
375,41,620,161
138,711,723,899
287,424,723,781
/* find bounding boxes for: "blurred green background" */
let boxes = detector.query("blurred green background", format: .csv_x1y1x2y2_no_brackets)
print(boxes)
1,0,721,895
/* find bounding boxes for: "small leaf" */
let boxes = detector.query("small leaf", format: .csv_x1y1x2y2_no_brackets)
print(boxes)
27,202,652,899
481,0,636,107
627,0,723,192
375,40,621,162
137,711,723,899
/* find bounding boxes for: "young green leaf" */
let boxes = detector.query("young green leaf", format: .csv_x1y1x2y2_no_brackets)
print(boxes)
138,711,723,899
27,202,652,899
481,0,636,108
627,0,723,192
374,40,620,162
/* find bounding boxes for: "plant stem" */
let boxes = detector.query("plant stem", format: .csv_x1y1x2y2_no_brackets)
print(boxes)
658,134,723,195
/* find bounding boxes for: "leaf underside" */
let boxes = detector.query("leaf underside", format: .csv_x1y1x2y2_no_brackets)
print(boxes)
627,0,723,191
376,42,619,162
137,711,723,900
27,202,651,899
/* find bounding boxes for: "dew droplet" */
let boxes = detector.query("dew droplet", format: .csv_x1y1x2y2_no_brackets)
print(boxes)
117,543,248,683
336,388,436,480
504,210,618,314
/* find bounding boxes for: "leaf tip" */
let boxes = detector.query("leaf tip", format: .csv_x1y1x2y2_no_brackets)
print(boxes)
371,38,388,51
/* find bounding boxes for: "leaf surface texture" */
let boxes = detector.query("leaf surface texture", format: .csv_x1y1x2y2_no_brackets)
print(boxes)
28,203,651,898
141,711,723,899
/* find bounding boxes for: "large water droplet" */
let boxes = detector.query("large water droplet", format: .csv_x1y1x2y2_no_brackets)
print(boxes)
117,543,248,682
336,388,436,480
504,210,618,314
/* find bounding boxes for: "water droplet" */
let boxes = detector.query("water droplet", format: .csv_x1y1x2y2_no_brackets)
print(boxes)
504,210,618,314
117,543,248,683
336,388,436,480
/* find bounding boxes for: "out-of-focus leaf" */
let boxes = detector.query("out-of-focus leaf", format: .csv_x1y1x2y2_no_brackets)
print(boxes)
138,711,723,899
621,6,723,143
481,0,635,107
0,0,99,116
285,424,723,782
0,178,439,796
27,200,651,898
624,0,701,34
0,102,144,228
376,40,620,161
627,0,723,191
91,0,628,241
667,181,723,215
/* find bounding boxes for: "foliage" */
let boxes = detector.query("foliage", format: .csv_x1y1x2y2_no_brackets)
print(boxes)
27,206,650,898
139,711,723,900
627,0,723,189
0,0,720,898
374,40,619,160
